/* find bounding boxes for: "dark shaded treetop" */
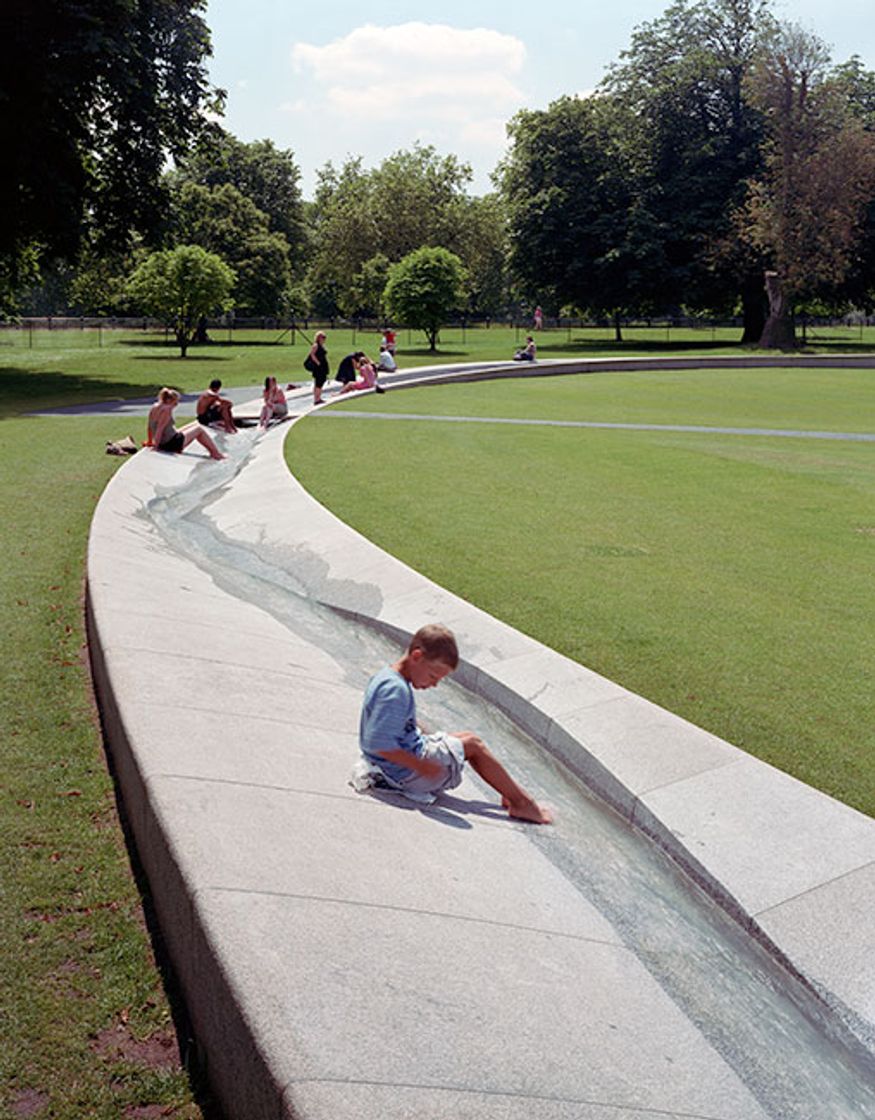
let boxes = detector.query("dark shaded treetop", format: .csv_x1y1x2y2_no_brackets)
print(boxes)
0,0,219,263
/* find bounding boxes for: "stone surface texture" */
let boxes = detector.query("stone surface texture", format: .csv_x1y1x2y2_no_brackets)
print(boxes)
86,361,875,1119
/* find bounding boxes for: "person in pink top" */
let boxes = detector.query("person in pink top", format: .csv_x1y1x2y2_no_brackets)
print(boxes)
340,354,385,394
258,376,288,428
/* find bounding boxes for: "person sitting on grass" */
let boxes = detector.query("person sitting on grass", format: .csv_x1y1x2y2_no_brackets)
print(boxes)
147,388,225,461
354,624,552,823
258,376,289,428
196,378,237,432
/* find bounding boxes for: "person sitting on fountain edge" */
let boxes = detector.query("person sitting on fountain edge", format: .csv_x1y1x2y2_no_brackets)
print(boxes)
353,623,552,823
196,379,237,432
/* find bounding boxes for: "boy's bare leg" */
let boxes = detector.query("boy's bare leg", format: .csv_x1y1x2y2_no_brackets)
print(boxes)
458,733,552,823
219,400,236,432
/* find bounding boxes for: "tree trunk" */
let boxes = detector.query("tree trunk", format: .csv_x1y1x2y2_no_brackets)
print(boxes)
176,329,189,358
740,275,767,344
613,312,623,343
758,271,796,349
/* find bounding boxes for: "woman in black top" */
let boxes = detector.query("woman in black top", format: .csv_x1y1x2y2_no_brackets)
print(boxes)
307,331,329,405
335,350,363,386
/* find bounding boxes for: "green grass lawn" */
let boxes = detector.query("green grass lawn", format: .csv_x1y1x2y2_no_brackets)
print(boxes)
0,419,213,1118
8,321,873,417
286,367,875,819
1,334,873,1114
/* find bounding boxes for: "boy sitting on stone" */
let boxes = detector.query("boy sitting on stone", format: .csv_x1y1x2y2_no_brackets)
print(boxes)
354,624,552,823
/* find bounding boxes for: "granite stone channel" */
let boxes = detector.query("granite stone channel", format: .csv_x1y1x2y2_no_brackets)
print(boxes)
132,424,875,1119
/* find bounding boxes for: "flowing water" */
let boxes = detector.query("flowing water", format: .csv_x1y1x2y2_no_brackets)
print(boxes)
140,430,875,1119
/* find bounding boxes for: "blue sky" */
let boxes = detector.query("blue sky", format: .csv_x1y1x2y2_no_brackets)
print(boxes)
203,0,874,197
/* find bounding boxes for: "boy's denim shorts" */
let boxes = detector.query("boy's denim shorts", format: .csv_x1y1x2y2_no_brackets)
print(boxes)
352,733,466,805
398,732,466,798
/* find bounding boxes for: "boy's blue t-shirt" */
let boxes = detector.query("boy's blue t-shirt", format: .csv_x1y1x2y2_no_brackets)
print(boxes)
359,666,424,784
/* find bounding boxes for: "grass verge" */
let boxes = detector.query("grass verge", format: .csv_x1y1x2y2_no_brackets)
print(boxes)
0,417,211,1119
287,368,875,819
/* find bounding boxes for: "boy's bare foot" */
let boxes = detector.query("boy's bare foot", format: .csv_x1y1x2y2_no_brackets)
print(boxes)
502,795,553,824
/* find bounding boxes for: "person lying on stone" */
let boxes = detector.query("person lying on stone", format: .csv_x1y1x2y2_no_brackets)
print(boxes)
354,623,552,823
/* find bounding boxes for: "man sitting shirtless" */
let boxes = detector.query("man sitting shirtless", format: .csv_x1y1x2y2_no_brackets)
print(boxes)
196,379,237,433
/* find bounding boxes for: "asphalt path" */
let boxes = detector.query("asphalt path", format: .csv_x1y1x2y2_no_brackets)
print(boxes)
28,384,274,418
318,410,875,442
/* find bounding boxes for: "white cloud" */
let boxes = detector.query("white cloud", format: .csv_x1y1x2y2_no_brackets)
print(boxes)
294,22,525,86
284,23,528,192
460,116,509,148
291,22,525,129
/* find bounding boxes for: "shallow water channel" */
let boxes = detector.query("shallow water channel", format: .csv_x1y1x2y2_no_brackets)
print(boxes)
142,430,875,1119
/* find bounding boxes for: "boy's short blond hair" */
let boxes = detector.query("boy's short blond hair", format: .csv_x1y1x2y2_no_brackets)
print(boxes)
408,624,459,669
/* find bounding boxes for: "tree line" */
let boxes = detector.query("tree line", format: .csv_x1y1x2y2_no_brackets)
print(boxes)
3,0,875,349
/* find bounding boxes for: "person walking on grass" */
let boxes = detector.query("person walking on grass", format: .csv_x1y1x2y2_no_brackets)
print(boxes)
354,624,552,823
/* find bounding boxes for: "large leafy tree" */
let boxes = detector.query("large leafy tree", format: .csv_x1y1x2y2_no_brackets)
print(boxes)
599,0,771,338
169,181,293,315
448,194,510,317
171,128,307,265
500,96,666,335
127,245,235,357
307,157,378,317
383,247,468,351
813,56,875,316
307,145,502,318
0,0,218,310
735,27,875,346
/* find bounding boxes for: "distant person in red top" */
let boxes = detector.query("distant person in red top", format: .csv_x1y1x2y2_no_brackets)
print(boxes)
381,327,397,357
533,306,543,331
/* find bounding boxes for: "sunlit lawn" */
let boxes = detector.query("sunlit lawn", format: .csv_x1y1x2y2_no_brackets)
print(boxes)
287,367,875,819
2,339,874,1111
5,321,875,416
0,418,211,1118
